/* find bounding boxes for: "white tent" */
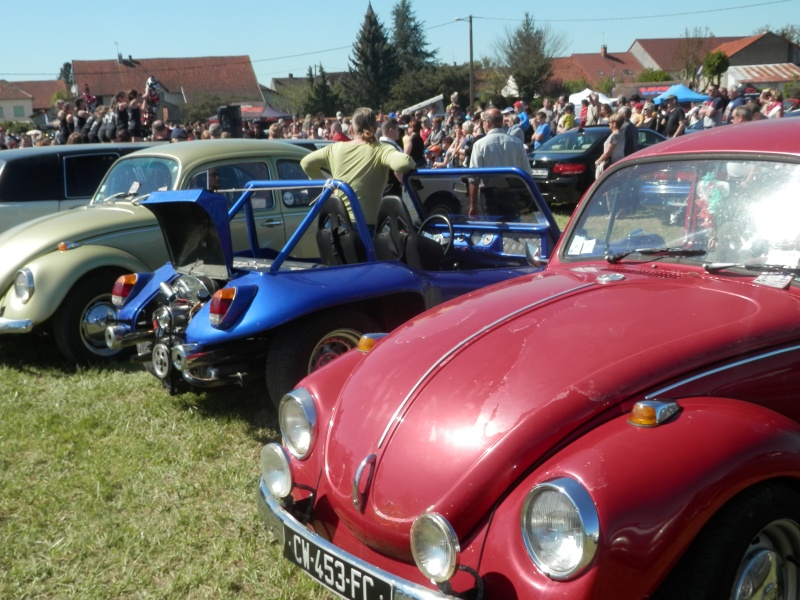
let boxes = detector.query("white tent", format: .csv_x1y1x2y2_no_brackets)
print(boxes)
568,88,611,105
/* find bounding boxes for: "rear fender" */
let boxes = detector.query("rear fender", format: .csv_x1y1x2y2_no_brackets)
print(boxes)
2,244,152,325
479,397,800,599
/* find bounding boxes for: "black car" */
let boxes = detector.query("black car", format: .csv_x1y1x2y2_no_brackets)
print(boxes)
528,126,665,206
0,142,154,233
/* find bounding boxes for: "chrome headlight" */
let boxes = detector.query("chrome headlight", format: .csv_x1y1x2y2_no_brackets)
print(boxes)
14,268,34,303
260,443,292,499
521,477,599,580
411,513,460,583
279,388,318,459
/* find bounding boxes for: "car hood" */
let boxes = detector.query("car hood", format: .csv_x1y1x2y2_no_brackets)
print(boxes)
0,202,154,291
322,266,800,551
142,190,232,280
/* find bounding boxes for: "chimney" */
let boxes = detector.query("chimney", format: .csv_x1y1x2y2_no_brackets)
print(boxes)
288,73,294,79
601,45,607,58
117,53,124,64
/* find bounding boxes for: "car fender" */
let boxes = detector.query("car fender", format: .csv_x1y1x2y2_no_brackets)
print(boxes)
478,397,800,599
184,262,426,345
1,244,153,326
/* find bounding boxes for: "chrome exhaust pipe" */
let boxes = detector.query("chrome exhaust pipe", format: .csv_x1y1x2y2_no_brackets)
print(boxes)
105,324,154,350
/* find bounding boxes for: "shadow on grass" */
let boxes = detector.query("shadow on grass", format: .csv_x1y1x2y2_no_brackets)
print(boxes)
0,330,143,375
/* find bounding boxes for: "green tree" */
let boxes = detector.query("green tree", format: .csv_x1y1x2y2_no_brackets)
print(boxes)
636,68,673,83
675,27,713,89
58,62,73,86
494,12,567,102
183,95,237,124
702,50,729,86
753,24,800,45
388,64,469,113
391,0,436,74
304,65,339,116
341,3,399,110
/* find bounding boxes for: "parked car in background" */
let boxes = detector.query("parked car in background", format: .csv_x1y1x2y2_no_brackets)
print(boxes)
259,118,800,599
0,140,317,363
528,125,665,206
107,167,561,403
0,143,152,233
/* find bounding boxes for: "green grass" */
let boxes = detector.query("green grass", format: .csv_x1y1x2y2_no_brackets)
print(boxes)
0,335,335,599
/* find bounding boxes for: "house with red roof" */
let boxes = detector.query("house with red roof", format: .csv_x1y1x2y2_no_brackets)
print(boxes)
0,80,34,124
71,55,263,122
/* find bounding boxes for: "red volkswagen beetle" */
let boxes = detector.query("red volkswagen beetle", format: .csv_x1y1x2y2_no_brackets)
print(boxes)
257,118,800,599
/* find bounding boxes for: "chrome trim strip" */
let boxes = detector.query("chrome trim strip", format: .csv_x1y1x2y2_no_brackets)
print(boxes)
257,479,451,600
0,317,33,333
377,282,595,449
352,453,376,512
645,344,800,400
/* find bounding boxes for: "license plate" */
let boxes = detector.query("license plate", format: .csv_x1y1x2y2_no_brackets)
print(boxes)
284,526,394,600
531,168,548,177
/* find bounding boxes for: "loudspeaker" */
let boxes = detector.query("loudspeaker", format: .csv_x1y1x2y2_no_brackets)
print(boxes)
216,105,242,138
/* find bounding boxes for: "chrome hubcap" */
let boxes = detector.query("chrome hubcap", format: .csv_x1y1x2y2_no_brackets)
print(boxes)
152,343,172,379
81,296,117,356
732,519,800,600
308,329,362,373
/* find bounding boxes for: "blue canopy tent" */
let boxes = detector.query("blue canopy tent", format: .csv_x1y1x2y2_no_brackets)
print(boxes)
653,84,709,105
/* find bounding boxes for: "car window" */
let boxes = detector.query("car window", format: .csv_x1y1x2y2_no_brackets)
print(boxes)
276,159,323,208
637,130,662,150
0,154,60,201
532,129,607,153
188,161,273,210
64,153,121,198
564,159,800,267
93,157,177,202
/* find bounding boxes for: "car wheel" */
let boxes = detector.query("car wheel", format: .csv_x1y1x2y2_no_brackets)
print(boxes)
654,483,800,600
423,192,460,218
53,273,129,364
265,309,379,408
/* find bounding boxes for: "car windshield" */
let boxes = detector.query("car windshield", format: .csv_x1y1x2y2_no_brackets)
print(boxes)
564,158,800,268
531,128,607,154
92,157,177,203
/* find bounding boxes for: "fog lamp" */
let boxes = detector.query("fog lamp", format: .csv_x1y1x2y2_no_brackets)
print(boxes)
260,443,292,499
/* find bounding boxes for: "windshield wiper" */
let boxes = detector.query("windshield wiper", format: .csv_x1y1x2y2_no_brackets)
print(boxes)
606,247,707,264
94,190,138,204
703,262,800,275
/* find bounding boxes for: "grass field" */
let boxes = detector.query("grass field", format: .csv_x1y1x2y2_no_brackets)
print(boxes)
0,334,336,599
0,206,575,599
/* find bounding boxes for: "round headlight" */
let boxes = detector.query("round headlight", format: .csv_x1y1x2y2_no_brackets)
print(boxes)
411,513,460,583
521,477,599,580
260,443,292,499
14,269,34,303
279,388,317,459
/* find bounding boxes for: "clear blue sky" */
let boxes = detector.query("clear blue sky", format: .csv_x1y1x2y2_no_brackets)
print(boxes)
2,0,796,86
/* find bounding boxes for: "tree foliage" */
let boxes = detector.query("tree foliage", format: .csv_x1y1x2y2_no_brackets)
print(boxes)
303,65,340,116
675,27,714,89
494,12,566,102
753,23,800,45
391,0,437,74
183,95,237,124
58,62,73,85
636,68,673,83
340,3,399,111
388,64,469,113
702,50,729,86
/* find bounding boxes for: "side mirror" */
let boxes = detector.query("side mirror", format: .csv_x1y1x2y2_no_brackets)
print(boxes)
526,241,548,268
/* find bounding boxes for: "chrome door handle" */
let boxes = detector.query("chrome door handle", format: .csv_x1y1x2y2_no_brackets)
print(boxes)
261,218,283,227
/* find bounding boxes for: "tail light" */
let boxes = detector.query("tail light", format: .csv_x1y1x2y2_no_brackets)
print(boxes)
209,288,236,327
112,274,138,306
552,163,586,176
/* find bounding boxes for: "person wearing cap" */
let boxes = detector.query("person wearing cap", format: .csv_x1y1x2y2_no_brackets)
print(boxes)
467,107,532,219
631,102,645,127
170,126,188,142
556,104,576,134
512,100,531,138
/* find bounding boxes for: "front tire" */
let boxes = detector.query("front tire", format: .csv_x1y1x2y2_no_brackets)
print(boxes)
53,274,127,364
654,482,800,600
265,309,379,408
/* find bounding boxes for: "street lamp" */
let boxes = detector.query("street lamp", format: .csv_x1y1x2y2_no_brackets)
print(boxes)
455,15,474,109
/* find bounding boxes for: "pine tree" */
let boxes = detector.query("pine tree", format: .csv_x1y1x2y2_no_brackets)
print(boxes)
391,0,436,74
342,3,398,110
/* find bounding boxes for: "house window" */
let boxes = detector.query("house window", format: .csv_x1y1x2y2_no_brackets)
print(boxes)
13,106,25,118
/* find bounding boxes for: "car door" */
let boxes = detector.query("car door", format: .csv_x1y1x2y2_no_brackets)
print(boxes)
61,151,124,212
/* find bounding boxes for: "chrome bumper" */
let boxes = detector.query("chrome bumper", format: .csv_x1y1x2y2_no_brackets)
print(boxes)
256,479,453,600
0,316,33,333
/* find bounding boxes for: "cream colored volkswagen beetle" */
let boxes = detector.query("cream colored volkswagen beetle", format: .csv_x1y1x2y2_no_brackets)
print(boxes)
0,139,318,363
